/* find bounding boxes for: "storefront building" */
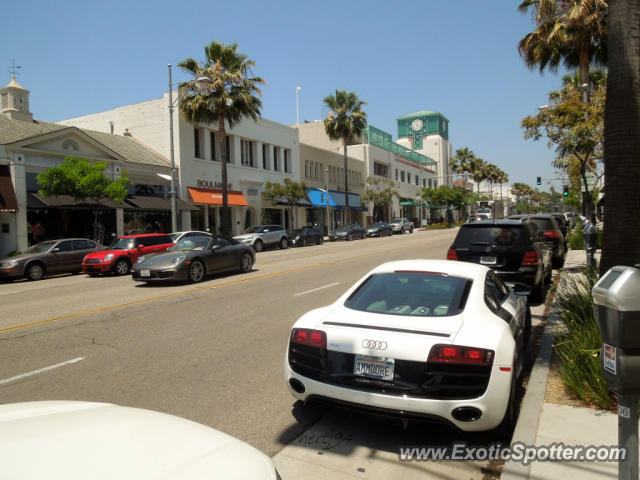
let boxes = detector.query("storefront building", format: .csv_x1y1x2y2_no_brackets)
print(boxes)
0,76,182,257
298,121,441,226
60,93,301,236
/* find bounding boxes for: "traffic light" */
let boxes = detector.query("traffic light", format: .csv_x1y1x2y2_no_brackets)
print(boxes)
563,185,569,196
537,176,541,185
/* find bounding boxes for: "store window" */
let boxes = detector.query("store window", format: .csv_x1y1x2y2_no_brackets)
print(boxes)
240,139,255,167
401,171,405,182
263,144,270,169
273,146,279,171
210,132,217,160
284,149,291,173
194,128,201,158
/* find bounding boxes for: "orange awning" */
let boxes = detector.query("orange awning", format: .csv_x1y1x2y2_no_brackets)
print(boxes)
187,187,249,206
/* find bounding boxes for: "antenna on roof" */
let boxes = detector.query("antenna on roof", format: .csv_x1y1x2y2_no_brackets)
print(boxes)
8,59,21,78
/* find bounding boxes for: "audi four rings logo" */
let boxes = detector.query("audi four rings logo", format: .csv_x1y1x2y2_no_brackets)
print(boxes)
362,339,387,350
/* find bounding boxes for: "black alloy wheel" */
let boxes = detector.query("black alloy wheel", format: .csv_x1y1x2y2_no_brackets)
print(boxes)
26,262,45,281
240,253,253,273
189,260,205,283
347,233,353,241
253,240,264,252
316,235,323,245
280,237,288,249
300,238,306,247
493,367,518,441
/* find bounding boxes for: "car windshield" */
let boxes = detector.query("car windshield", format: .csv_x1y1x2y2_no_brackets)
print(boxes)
109,238,135,250
370,222,385,228
172,237,211,251
390,219,402,223
242,226,261,234
345,272,471,317
24,241,57,254
457,226,522,247
477,208,492,215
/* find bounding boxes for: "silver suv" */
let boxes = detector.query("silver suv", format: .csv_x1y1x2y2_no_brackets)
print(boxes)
233,225,288,252
389,218,414,234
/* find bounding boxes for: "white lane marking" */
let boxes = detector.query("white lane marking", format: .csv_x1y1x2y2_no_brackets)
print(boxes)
294,282,341,297
0,357,85,386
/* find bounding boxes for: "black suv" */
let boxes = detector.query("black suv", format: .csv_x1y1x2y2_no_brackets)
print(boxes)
447,220,552,301
508,214,566,268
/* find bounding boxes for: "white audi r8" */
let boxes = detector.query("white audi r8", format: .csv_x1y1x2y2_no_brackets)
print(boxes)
285,259,531,433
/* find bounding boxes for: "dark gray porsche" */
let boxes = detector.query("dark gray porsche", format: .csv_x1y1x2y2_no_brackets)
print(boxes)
131,235,255,283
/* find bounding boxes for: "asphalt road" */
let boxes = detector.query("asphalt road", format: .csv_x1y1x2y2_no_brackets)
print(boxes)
0,229,461,455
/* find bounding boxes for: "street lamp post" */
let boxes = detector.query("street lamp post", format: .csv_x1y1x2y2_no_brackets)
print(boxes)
325,168,330,237
296,86,302,127
167,64,178,233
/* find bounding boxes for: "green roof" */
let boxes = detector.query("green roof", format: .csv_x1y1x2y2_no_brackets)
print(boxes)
397,110,449,122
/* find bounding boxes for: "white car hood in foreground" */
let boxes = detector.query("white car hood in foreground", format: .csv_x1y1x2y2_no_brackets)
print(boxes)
0,401,277,480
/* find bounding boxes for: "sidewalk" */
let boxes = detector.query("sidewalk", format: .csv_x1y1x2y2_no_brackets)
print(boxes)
502,248,630,480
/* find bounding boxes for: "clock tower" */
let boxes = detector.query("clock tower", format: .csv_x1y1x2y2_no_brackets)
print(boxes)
1,76,33,122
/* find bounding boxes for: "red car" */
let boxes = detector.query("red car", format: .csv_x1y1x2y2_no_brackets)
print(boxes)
82,233,174,276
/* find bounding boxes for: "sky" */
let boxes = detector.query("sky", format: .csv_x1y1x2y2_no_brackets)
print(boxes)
3,0,568,191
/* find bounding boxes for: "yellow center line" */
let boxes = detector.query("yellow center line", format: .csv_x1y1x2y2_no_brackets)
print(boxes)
0,240,435,335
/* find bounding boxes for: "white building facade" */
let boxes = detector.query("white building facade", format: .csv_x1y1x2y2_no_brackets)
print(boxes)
60,93,301,235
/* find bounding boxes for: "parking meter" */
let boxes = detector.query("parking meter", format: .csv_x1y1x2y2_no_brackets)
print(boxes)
593,266,640,480
583,222,598,268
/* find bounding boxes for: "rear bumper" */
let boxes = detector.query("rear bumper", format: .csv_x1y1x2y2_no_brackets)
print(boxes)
493,268,539,288
285,360,512,432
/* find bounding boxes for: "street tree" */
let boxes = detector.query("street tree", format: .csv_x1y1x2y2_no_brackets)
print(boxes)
521,76,604,218
601,0,640,272
362,176,399,222
178,40,265,235
469,157,487,195
450,147,475,181
261,179,308,233
323,90,367,224
37,156,130,241
518,0,608,89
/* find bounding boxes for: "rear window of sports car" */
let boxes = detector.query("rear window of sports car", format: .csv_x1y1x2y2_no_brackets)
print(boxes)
344,272,472,317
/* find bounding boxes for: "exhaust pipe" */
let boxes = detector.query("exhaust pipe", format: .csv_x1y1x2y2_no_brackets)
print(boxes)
289,378,305,394
451,406,482,422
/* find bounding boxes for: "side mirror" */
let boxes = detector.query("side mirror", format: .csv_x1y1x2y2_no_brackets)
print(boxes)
211,244,220,251
512,283,531,296
51,247,60,253
137,244,144,250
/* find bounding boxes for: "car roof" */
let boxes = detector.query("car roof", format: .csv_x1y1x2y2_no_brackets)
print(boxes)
118,233,169,238
368,259,489,280
462,219,526,227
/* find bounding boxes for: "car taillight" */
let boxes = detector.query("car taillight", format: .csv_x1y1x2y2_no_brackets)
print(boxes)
542,231,560,239
428,344,494,366
447,248,458,260
291,328,327,348
521,251,540,266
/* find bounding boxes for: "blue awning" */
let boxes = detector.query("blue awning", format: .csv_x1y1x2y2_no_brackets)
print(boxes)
307,188,336,207
328,191,367,211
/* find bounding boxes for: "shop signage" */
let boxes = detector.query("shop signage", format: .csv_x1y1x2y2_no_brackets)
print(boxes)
128,184,165,197
196,179,233,189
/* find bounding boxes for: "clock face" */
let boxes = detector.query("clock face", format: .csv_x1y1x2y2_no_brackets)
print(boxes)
411,119,423,132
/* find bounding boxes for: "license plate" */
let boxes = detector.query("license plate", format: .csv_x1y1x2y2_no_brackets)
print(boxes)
353,354,394,381
140,270,150,277
480,256,497,265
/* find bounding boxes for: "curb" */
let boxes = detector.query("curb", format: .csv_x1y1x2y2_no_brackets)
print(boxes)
500,278,563,480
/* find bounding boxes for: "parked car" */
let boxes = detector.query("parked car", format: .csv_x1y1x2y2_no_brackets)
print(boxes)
466,214,489,223
328,224,367,241
132,235,254,283
447,220,552,301
0,401,279,480
389,217,414,234
509,214,566,268
285,260,530,434
366,221,393,237
290,226,324,247
549,213,570,248
0,238,105,282
82,233,174,276
168,231,212,243
233,225,288,252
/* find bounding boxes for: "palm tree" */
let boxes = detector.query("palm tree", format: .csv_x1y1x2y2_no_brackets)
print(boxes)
518,0,608,88
323,90,367,224
178,41,265,235
469,158,487,196
450,147,475,183
496,170,509,203
601,0,640,272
